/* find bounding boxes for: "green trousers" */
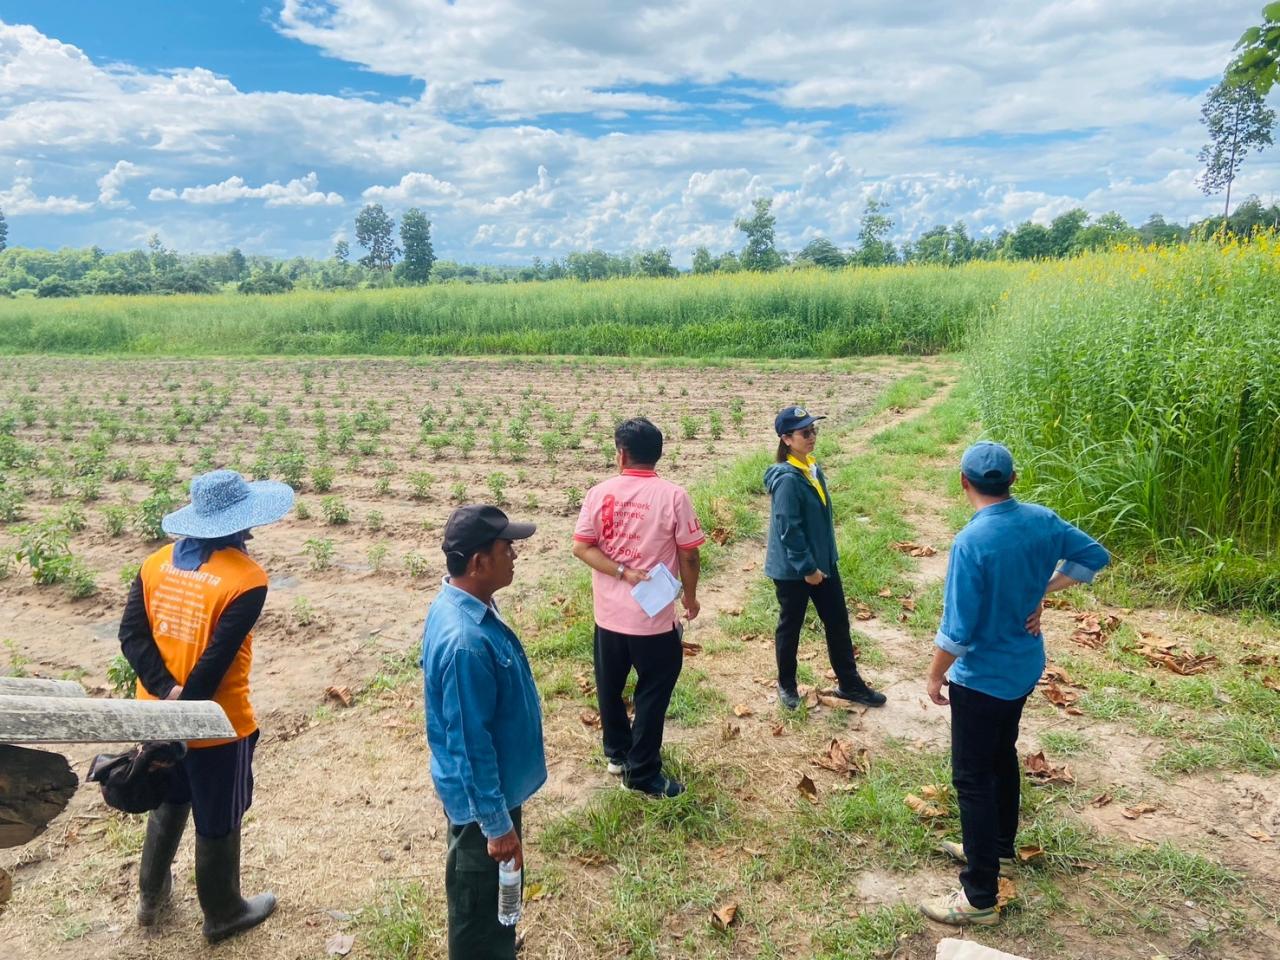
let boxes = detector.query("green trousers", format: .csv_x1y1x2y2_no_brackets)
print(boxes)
445,807,522,960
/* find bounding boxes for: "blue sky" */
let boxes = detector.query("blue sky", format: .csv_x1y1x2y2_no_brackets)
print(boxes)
0,1,1273,265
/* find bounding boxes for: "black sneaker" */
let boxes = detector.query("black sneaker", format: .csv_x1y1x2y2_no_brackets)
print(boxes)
833,677,887,707
777,684,801,710
625,774,685,798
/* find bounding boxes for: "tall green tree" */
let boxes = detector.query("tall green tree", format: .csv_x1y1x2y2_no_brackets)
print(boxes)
854,199,897,266
796,236,846,268
0,207,7,253
1007,222,1054,260
691,246,715,274
354,203,398,272
1228,2,1280,95
735,197,783,271
398,208,435,284
333,239,349,264
1198,79,1275,220
225,247,247,281
634,248,676,277
1048,208,1088,257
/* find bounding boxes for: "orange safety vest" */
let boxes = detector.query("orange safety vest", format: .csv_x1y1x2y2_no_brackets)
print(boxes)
135,543,267,748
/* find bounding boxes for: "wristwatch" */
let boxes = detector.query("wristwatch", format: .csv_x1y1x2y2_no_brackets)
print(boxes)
615,563,625,579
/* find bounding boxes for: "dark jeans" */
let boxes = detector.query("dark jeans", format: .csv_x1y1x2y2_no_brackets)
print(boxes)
773,575,859,691
594,624,683,783
950,683,1027,909
164,730,258,839
445,807,522,960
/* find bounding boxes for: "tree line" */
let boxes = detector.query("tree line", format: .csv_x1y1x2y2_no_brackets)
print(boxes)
2,195,1277,299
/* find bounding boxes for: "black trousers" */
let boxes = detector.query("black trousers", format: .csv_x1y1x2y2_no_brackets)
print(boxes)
593,624,683,783
949,683,1027,909
163,729,258,839
772,575,859,691
445,807,522,960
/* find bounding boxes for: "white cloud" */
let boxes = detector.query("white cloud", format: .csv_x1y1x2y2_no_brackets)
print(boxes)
97,160,143,207
2,7,1277,261
0,176,93,214
149,172,344,207
361,171,462,205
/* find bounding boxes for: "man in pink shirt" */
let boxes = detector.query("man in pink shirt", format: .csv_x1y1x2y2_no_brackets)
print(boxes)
572,417,704,798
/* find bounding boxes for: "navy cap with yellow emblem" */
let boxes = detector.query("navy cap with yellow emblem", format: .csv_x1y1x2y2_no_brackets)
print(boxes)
774,405,826,437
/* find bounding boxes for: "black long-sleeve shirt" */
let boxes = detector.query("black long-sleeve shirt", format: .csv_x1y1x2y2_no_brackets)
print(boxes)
118,575,267,701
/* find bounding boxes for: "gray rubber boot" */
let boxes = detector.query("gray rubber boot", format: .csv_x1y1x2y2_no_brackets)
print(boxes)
194,830,277,944
136,802,191,927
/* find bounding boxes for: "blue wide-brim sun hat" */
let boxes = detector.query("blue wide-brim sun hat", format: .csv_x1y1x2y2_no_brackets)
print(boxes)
162,469,295,539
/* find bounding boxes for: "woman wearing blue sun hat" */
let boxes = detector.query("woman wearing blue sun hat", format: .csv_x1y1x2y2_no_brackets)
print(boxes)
764,405,886,710
118,469,293,943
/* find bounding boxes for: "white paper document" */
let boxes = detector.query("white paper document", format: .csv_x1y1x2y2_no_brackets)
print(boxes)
630,562,683,617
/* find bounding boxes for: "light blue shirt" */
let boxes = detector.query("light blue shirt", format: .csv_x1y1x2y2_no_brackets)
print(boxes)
935,499,1110,700
421,581,546,838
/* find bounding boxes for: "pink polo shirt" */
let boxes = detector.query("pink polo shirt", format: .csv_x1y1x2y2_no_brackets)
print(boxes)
573,469,706,636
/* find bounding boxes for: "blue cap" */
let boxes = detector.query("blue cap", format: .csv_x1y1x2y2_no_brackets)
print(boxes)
961,441,1014,485
774,405,826,436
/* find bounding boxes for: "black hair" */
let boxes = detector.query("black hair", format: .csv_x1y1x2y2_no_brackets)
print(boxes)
969,477,1013,497
615,417,663,466
775,438,791,463
445,539,497,577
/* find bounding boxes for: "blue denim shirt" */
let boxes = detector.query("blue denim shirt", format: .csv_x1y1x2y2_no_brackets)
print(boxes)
421,581,546,838
936,499,1110,700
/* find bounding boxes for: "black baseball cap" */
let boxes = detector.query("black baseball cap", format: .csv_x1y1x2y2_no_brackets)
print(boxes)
774,404,827,437
441,504,536,559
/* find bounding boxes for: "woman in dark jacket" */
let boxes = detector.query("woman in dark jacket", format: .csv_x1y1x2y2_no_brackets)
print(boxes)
764,405,886,710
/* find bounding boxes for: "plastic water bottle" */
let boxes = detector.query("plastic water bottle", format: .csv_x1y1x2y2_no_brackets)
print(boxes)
497,859,521,926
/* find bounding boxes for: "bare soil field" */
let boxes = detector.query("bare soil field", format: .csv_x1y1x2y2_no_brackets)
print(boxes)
2,356,1278,960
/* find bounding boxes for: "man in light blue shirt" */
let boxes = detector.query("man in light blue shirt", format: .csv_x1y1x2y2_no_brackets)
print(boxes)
422,505,546,959
920,442,1109,927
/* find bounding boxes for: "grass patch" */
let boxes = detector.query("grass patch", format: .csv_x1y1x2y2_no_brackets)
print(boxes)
667,667,725,727
357,881,446,960
812,904,925,960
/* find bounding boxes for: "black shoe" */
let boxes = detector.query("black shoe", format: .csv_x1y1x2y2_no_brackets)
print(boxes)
833,676,887,707
777,684,801,710
624,773,686,798
195,829,277,944
137,802,190,927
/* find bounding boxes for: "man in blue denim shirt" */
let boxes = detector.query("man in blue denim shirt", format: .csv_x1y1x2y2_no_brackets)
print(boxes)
920,442,1109,928
422,505,546,960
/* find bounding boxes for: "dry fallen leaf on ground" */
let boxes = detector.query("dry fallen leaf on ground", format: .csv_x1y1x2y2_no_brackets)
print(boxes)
680,639,702,656
722,721,741,742
579,709,601,728
904,794,947,819
899,596,917,612
1042,664,1077,686
771,723,785,737
878,587,894,597
1017,845,1046,862
1091,792,1114,808
1121,802,1157,819
996,877,1017,908
733,703,753,718
1069,611,1122,649
1041,681,1080,708
920,783,951,802
813,739,871,777
524,881,547,901
325,934,355,957
711,902,739,931
796,773,819,804
1134,631,1218,675
324,685,353,708
1262,674,1280,692
891,540,938,557
1245,829,1273,843
1023,750,1074,785
854,602,875,621
575,672,594,695
816,693,866,712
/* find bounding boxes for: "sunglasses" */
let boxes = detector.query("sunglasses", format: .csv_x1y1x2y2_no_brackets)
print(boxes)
792,426,818,439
